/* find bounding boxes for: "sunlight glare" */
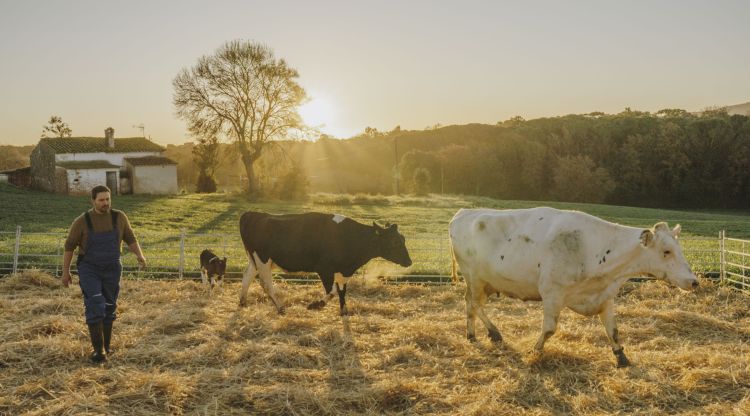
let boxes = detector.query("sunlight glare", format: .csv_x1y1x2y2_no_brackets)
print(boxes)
299,94,337,133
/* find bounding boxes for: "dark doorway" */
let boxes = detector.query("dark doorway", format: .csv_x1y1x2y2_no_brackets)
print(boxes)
106,171,118,194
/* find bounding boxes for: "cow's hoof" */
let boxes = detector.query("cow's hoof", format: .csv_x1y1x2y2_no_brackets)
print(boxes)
525,349,544,365
340,307,349,316
487,329,503,343
239,298,247,308
307,300,325,310
614,349,630,368
528,348,543,358
467,334,477,342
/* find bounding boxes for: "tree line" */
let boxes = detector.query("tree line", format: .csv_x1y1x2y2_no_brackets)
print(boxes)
6,107,749,209
389,108,750,208
161,106,749,209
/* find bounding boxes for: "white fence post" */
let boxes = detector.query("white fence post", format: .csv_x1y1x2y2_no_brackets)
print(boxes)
12,225,21,274
719,230,725,283
178,229,186,279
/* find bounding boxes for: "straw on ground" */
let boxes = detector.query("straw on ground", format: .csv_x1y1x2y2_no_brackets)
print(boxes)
0,270,748,415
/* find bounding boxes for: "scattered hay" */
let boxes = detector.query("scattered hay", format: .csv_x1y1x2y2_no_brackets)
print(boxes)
0,269,63,290
0,271,748,415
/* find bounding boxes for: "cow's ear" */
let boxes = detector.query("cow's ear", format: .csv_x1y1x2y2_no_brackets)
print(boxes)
672,224,681,238
223,257,227,263
640,229,654,247
389,223,398,231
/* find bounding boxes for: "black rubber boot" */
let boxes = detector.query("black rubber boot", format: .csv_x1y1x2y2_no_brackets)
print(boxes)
102,323,113,355
87,322,106,363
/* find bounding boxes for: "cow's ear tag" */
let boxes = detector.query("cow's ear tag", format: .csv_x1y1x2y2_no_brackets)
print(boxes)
640,229,654,247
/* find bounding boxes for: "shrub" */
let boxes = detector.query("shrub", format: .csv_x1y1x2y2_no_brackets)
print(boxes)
413,168,431,196
196,171,217,193
275,166,309,201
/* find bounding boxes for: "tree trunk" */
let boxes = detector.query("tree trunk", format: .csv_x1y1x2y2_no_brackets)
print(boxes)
240,147,260,197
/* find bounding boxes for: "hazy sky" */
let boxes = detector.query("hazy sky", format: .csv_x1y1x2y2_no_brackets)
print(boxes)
1,0,749,146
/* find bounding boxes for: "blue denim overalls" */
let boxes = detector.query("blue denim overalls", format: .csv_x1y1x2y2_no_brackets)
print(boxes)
77,211,122,325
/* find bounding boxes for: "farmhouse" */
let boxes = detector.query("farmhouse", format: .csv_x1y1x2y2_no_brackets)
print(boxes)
30,128,178,195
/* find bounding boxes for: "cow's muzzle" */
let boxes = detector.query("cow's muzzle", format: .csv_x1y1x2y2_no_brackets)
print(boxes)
683,278,699,291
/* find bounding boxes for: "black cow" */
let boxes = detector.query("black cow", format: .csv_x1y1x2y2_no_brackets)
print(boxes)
238,211,412,315
200,249,227,293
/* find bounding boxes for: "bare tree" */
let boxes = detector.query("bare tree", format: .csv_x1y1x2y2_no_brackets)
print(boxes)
173,40,306,196
41,115,72,138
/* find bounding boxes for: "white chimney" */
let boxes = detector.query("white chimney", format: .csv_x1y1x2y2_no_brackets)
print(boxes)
105,127,115,148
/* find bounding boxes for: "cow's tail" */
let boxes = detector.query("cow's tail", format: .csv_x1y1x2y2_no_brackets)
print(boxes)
246,250,258,271
239,211,259,273
449,240,459,284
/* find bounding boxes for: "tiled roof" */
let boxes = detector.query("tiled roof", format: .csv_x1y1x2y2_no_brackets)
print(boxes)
40,137,165,153
57,160,121,169
124,156,178,166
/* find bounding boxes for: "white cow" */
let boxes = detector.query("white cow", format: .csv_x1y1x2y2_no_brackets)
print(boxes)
449,207,698,367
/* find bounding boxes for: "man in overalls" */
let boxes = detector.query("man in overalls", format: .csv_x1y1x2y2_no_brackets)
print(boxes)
62,185,147,363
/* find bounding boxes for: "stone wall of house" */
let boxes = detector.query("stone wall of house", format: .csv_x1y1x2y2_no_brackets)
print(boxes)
66,168,113,195
30,143,57,192
131,164,178,194
54,167,68,193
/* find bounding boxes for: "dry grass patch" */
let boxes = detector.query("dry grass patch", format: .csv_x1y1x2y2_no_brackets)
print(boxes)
1,270,748,415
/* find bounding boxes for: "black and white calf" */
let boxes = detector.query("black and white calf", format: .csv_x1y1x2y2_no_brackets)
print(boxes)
238,211,412,315
200,249,227,293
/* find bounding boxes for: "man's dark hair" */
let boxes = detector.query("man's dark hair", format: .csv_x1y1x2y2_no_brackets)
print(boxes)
91,185,111,200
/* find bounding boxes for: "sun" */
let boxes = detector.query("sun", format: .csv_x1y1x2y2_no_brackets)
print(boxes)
299,94,337,132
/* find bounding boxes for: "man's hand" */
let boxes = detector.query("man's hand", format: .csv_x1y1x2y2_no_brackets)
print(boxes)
61,271,73,287
136,255,147,269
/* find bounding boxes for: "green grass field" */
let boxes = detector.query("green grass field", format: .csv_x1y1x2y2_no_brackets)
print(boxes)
2,184,749,236
0,184,748,278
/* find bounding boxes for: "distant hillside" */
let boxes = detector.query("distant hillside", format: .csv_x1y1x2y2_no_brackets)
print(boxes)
726,101,750,116
693,101,750,116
